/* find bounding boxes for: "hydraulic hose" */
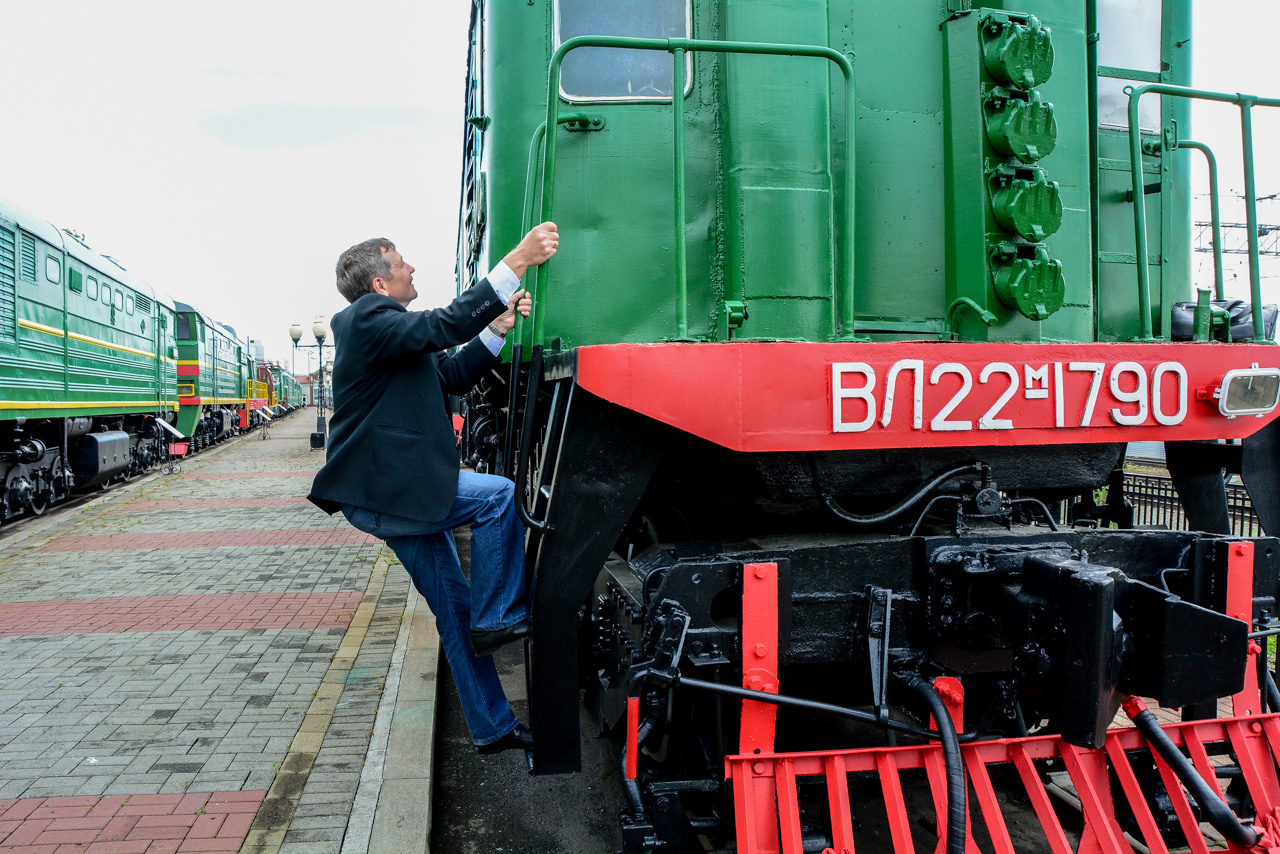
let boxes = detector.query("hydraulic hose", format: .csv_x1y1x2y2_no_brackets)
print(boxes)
823,462,985,529
1123,696,1262,849
899,674,966,854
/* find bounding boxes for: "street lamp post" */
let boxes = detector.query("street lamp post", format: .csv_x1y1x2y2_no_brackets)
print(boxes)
289,322,302,374
290,318,333,450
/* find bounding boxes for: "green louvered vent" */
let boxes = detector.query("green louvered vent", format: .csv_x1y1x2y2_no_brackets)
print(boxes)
135,293,152,314
0,227,15,341
19,233,36,281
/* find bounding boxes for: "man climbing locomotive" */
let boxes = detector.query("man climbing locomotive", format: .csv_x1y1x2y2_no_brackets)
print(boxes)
309,222,557,755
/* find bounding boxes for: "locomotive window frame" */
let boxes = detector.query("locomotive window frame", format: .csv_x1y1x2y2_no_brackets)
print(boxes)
101,283,112,305
553,0,693,103
86,276,98,300
44,256,60,284
114,290,124,311
125,294,134,315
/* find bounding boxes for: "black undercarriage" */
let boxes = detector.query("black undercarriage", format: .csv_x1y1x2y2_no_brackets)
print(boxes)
0,407,264,523
0,414,172,521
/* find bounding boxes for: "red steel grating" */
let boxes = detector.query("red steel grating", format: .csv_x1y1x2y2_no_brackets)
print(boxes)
726,713,1280,854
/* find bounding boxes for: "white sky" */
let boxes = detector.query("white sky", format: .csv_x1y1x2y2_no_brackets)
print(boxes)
1188,0,1280,304
0,0,472,374
0,0,1274,371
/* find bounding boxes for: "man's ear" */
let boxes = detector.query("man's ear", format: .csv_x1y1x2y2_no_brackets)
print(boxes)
370,278,389,296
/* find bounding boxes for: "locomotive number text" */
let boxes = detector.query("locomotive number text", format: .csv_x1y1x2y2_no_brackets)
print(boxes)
832,360,1189,434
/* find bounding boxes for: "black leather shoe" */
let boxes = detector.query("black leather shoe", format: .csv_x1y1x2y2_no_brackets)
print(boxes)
477,723,533,755
470,618,531,657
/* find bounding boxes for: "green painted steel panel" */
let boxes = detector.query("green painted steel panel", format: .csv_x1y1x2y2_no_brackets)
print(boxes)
19,234,35,282
466,0,1206,349
723,0,834,340
0,226,14,342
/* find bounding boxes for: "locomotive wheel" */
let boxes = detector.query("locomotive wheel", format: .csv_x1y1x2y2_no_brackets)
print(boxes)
4,470,38,517
28,494,49,516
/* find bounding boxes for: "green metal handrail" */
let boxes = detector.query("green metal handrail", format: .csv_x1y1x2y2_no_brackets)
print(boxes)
513,112,593,349
530,35,857,345
1126,83,1280,341
1176,140,1224,300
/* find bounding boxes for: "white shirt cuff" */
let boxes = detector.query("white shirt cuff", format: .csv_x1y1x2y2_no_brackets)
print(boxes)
479,326,505,355
486,261,519,303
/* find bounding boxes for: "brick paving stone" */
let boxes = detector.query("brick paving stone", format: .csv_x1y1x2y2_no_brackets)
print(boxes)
0,414,397,852
181,472,314,481
0,593,362,636
126,498,311,511
0,793,266,851
39,530,376,553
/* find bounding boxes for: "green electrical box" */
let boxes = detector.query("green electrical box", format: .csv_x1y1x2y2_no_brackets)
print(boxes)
943,9,1078,341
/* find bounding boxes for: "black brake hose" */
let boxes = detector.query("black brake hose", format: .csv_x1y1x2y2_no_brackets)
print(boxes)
1267,670,1280,713
823,462,985,528
900,674,966,854
1123,696,1262,849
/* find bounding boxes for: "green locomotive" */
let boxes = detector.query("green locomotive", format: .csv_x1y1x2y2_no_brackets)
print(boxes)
270,366,302,411
0,195,285,521
459,1,1280,851
174,303,251,449
0,197,178,518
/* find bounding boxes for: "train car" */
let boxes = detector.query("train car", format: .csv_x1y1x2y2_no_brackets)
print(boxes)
0,196,177,520
267,364,291,412
173,303,247,449
276,370,291,411
281,370,302,412
457,1,1280,850
245,351,270,429
258,362,277,410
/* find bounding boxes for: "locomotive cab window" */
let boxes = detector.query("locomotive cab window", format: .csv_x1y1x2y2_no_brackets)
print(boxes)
125,295,134,315
45,256,60,284
86,277,97,300
101,284,112,304
114,290,124,311
555,0,691,101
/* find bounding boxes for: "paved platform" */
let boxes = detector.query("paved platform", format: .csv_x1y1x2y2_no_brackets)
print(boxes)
0,411,442,854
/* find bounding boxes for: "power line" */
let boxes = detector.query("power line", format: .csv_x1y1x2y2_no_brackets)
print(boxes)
1194,221,1280,255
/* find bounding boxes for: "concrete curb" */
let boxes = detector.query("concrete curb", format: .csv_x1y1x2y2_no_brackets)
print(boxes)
369,594,442,852
342,586,417,852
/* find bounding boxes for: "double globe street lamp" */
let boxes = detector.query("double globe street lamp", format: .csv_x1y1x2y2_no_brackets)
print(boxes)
290,318,334,450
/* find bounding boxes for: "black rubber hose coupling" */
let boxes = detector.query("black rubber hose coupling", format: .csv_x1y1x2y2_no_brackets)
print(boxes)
1122,695,1263,849
899,673,967,854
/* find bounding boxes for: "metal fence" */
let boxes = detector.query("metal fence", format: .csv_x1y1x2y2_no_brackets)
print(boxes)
1123,473,1262,536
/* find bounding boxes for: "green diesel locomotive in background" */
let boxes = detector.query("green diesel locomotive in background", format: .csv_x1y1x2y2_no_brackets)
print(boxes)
457,1,1280,850
0,197,298,521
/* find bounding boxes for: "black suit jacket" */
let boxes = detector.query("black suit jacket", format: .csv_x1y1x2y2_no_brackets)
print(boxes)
308,281,506,524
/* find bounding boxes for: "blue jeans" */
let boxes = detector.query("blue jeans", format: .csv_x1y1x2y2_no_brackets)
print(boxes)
341,472,527,745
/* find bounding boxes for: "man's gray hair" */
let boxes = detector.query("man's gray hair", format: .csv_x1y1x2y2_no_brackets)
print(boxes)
336,238,395,304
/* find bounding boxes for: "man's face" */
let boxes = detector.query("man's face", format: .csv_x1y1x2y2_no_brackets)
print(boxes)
374,248,416,307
